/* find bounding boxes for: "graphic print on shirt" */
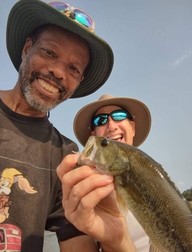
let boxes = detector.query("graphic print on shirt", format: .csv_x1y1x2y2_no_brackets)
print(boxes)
0,224,22,251
0,168,37,223
0,168,37,251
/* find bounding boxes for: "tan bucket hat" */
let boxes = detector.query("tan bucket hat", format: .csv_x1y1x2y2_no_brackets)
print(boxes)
73,94,151,146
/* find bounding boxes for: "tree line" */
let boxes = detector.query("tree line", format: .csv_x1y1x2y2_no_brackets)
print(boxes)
182,187,192,201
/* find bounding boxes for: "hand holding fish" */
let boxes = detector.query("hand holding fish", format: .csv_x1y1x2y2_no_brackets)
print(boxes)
57,153,136,252
78,136,192,252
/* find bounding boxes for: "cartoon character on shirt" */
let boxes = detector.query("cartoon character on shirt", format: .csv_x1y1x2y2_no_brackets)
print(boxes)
0,168,37,223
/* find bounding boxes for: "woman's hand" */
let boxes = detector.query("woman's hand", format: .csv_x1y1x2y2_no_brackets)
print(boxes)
57,153,136,252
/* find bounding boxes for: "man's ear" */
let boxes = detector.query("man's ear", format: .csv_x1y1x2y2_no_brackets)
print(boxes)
21,38,33,60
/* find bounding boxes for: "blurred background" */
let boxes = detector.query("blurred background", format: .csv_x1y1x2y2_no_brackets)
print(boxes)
1,0,191,192
1,1,192,250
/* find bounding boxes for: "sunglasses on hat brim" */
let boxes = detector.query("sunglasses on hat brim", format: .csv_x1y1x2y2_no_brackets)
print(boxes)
49,2,95,32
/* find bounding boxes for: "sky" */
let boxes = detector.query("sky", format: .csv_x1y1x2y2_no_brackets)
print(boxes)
1,0,192,193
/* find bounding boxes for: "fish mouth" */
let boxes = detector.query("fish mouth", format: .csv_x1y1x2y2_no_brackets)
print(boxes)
78,136,98,166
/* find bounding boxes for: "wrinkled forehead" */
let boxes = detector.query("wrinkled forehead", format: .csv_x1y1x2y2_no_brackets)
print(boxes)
95,105,123,115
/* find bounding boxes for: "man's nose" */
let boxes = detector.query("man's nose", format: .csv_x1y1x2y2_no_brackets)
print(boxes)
48,61,67,80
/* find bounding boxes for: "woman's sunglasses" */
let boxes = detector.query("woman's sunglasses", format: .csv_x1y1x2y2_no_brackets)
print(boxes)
91,109,132,128
49,2,95,32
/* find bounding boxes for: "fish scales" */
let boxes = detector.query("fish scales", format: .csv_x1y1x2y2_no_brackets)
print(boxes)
78,136,192,252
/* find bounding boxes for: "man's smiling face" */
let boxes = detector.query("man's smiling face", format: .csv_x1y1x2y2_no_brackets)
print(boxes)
19,25,90,113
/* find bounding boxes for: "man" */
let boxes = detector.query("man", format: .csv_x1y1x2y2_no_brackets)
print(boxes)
57,94,151,251
0,1,114,251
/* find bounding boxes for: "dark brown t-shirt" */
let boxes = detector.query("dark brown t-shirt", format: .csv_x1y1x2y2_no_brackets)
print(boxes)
0,99,83,252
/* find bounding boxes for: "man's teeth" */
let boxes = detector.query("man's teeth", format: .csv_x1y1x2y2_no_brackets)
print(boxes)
38,79,59,93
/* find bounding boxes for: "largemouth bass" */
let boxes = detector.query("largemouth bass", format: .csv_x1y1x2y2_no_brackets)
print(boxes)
78,136,192,252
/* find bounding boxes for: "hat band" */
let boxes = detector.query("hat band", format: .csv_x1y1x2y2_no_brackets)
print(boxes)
49,2,95,32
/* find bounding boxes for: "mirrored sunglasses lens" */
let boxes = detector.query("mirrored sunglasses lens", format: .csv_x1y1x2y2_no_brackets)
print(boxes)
93,115,108,126
112,112,127,121
73,9,93,28
49,2,69,12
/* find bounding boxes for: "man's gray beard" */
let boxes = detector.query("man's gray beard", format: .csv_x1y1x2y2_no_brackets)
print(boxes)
24,88,58,113
24,85,58,113
19,67,65,113
23,84,75,113
18,64,75,113
20,76,60,113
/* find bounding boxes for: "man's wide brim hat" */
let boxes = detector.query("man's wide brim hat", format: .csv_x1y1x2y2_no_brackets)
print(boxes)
6,0,114,98
74,94,151,147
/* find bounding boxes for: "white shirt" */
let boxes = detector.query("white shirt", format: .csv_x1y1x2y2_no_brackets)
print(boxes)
127,211,150,252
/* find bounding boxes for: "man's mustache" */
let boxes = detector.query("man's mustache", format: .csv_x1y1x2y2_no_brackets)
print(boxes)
30,71,67,95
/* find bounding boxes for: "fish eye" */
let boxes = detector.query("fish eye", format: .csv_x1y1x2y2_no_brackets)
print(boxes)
101,138,109,147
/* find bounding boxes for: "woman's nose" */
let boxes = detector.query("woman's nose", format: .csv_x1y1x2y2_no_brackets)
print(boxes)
107,116,118,129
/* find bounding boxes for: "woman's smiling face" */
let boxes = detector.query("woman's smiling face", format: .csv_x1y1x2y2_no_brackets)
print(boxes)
91,105,135,145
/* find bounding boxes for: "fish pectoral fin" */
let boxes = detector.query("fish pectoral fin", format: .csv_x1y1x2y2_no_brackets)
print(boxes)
116,172,129,187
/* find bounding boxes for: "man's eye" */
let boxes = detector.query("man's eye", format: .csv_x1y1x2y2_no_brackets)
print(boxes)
69,65,83,80
70,65,82,76
41,48,56,58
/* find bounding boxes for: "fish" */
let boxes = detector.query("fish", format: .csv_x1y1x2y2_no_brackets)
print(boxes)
78,136,192,252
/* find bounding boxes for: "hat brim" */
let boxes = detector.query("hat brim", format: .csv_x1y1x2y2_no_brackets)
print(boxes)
6,0,114,98
73,97,151,147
